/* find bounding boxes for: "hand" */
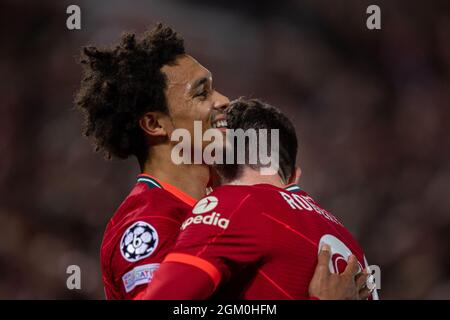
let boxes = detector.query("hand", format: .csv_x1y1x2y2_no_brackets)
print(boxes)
356,269,373,300
308,244,371,300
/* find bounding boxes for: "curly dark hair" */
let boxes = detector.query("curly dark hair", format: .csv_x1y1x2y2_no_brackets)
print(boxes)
74,23,185,165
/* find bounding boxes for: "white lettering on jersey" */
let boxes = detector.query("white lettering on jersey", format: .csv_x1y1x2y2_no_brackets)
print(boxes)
279,191,342,226
122,263,160,293
181,212,230,230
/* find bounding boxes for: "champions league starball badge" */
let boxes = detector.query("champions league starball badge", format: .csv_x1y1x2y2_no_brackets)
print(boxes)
120,221,159,262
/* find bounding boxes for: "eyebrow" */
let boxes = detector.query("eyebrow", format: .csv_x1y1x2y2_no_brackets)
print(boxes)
189,75,212,93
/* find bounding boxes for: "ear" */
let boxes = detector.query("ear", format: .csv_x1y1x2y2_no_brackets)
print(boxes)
288,166,302,185
139,112,169,138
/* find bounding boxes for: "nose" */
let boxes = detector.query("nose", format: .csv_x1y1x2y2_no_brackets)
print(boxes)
212,91,229,112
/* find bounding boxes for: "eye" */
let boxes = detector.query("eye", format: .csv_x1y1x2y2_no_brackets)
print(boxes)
195,90,208,99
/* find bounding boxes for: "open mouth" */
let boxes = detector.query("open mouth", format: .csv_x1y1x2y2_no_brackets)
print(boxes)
211,119,228,129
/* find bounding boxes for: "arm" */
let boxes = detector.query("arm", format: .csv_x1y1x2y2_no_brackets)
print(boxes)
134,261,216,300
135,245,372,300
136,247,372,300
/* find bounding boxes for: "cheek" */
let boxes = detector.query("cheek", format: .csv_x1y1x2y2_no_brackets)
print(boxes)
173,108,198,135
166,89,192,118
169,100,194,123
170,100,212,133
194,100,213,124
198,106,212,133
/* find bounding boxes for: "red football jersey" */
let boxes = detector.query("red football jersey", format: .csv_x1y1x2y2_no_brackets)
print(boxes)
165,183,378,299
100,174,196,299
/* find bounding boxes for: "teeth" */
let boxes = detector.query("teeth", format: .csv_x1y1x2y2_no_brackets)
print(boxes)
214,120,227,128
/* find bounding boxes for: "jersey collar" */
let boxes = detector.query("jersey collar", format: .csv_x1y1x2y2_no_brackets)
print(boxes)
284,183,301,192
137,173,197,207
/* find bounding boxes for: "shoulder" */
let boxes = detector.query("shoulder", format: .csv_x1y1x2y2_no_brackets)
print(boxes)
118,182,184,216
199,185,262,215
100,182,186,264
208,184,291,208
110,182,188,228
182,185,270,231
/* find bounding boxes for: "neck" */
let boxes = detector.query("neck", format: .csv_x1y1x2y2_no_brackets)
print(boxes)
227,167,286,188
143,144,210,200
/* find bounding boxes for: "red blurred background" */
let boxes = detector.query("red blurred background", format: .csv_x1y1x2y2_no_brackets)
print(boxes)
0,0,449,299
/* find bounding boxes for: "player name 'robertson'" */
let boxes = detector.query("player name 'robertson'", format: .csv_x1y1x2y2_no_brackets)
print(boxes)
180,212,230,230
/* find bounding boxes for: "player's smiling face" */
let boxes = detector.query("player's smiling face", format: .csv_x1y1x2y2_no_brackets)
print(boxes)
161,54,229,141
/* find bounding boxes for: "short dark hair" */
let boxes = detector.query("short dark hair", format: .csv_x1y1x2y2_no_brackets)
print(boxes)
74,23,185,164
216,98,298,183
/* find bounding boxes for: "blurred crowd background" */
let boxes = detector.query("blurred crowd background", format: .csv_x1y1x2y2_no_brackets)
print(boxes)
1,0,449,299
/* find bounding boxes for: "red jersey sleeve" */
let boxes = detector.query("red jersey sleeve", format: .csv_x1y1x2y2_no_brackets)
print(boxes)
134,261,216,300
166,187,271,288
102,216,181,299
